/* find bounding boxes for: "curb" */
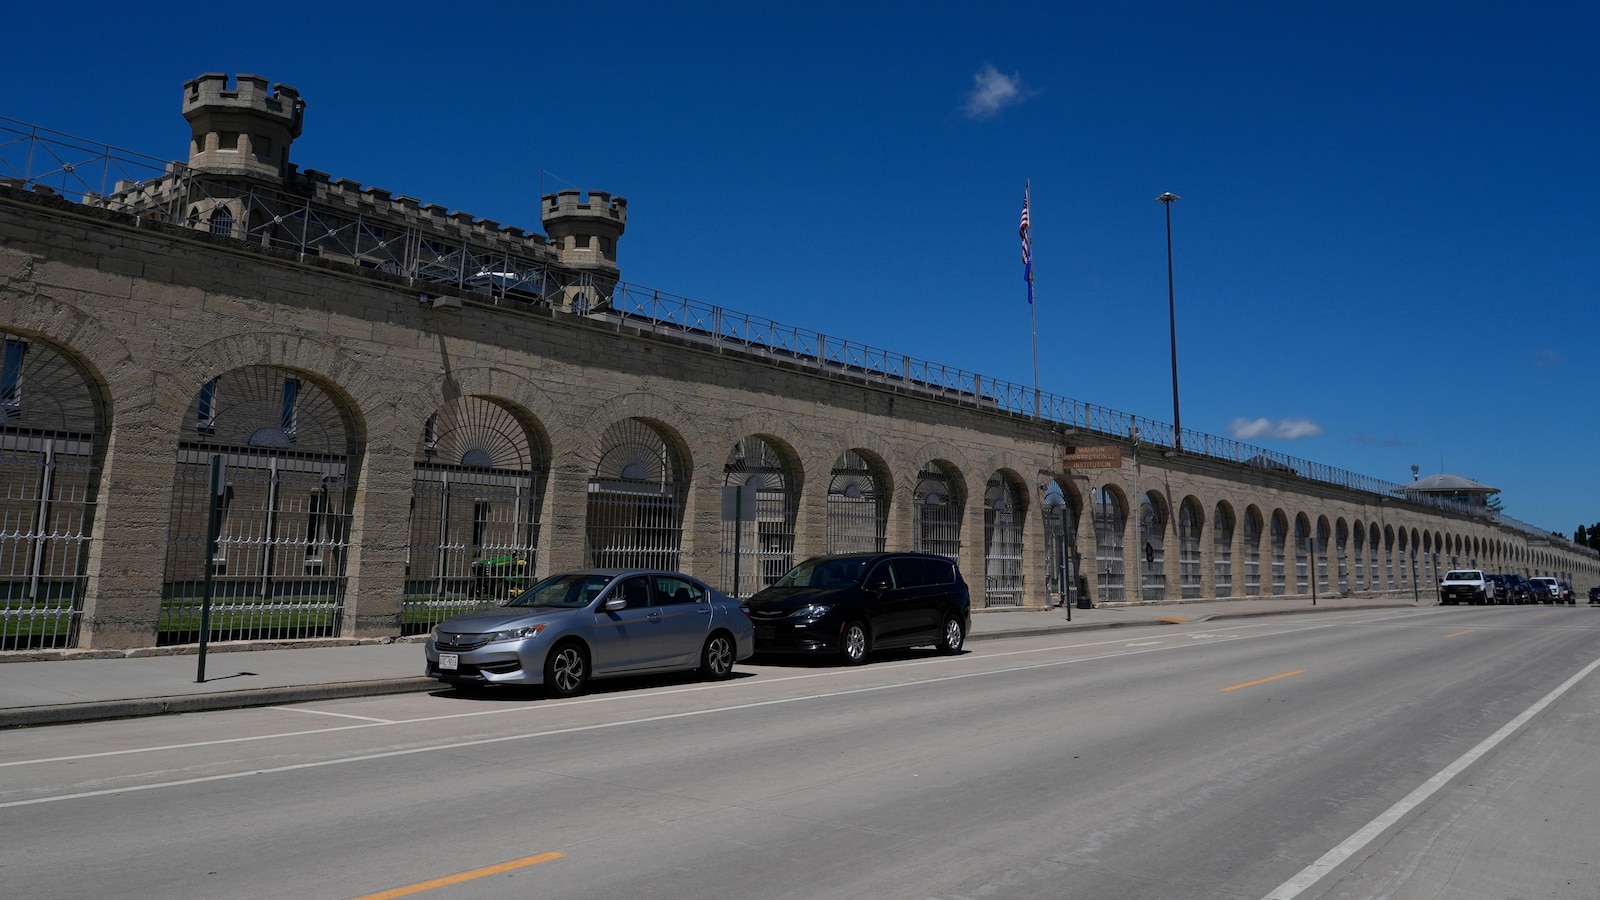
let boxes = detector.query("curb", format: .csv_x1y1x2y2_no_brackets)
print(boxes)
0,677,438,729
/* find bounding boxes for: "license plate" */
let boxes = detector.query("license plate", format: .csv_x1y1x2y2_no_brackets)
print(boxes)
755,626,775,640
439,653,459,671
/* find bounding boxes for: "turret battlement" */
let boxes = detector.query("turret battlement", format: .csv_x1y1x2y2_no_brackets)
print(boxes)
182,73,305,133
542,189,627,224
541,190,627,274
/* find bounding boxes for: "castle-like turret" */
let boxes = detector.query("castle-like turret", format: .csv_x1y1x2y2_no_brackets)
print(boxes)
183,73,304,181
541,190,628,312
541,190,627,276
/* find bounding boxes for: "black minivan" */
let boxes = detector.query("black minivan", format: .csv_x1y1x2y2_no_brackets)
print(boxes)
745,552,971,664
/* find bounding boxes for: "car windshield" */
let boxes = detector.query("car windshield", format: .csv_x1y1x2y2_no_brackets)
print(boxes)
775,557,872,589
1444,571,1479,580
505,573,613,609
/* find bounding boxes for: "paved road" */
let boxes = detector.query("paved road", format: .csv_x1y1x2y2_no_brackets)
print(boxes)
4,605,1598,899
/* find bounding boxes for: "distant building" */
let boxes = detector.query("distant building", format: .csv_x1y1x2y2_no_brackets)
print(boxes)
1397,474,1500,511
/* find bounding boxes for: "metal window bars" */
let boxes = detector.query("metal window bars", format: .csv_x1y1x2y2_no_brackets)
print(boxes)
585,420,684,571
983,477,1024,607
0,336,100,649
826,451,887,555
912,463,963,561
1213,506,1234,597
403,397,544,632
720,437,797,599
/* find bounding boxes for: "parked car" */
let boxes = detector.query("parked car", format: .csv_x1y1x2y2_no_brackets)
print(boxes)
1438,569,1494,605
1529,576,1566,605
1590,585,1600,606
746,552,971,664
424,569,754,697
1501,573,1532,605
1558,581,1576,604
1526,579,1555,604
1485,573,1510,604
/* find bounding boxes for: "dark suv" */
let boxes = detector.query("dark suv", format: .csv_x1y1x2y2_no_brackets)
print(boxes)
746,552,971,664
1500,573,1532,604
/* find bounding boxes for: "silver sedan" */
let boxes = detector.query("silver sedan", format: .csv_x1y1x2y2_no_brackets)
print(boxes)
424,569,754,697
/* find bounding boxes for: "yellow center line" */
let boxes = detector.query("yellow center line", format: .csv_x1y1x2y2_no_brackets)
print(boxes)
350,852,566,900
1445,629,1474,638
1222,669,1306,692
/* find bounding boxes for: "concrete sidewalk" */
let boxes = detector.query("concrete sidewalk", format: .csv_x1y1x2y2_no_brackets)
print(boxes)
0,594,1426,728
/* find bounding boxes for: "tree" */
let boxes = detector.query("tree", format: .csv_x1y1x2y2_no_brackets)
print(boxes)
1579,525,1590,547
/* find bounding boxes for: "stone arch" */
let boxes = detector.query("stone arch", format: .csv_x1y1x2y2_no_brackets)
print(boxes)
1270,509,1290,595
1242,504,1265,596
1140,490,1171,602
1212,501,1237,598
583,416,691,570
0,328,114,649
1350,519,1365,590
1091,485,1128,603
827,447,891,554
913,458,967,561
982,468,1028,607
402,394,551,632
159,364,364,644
1294,513,1313,594
720,434,802,598
1040,476,1082,605
1177,495,1204,599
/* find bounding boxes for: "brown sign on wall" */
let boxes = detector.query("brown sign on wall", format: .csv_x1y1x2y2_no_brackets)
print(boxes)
1059,444,1124,470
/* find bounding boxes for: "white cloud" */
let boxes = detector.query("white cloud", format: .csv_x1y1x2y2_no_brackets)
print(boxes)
1230,417,1324,441
964,63,1025,119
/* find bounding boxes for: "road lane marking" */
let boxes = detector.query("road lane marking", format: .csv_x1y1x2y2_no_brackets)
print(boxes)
1221,669,1305,692
269,706,397,723
1261,655,1600,899
351,852,564,899
1444,630,1474,639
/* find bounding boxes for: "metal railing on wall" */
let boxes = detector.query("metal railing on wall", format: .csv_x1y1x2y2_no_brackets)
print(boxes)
3,115,1592,559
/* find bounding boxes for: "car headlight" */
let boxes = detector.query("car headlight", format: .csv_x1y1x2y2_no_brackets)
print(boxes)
792,603,832,619
489,623,547,643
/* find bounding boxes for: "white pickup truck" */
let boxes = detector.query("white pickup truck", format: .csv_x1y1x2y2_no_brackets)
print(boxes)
1439,569,1493,605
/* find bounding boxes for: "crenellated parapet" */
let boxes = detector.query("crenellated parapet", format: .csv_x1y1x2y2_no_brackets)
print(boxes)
297,169,554,260
183,73,305,180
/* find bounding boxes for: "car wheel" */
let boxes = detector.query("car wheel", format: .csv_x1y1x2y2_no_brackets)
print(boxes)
936,615,965,655
544,641,589,698
699,632,736,680
839,621,869,665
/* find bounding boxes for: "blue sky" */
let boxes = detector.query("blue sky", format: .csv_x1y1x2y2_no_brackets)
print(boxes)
3,2,1596,536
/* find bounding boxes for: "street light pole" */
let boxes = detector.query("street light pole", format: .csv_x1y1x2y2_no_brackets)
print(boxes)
1156,192,1182,452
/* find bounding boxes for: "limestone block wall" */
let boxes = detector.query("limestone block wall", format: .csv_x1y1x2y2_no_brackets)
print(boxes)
2,188,1596,651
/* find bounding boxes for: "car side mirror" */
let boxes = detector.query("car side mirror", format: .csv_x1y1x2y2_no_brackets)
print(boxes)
867,578,893,592
603,595,627,613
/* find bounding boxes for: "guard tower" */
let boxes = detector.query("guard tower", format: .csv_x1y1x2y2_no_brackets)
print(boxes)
541,190,628,312
182,73,304,181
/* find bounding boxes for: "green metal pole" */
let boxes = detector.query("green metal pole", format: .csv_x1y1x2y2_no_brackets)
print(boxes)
732,484,743,598
196,453,223,683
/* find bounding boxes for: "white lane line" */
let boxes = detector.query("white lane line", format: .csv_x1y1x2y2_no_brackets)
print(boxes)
0,609,1432,769
1261,655,1600,899
266,706,397,724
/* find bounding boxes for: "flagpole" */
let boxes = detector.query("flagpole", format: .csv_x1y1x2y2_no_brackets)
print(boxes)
1022,181,1039,418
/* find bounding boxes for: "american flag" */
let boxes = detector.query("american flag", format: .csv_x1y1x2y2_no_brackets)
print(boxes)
1020,184,1034,299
